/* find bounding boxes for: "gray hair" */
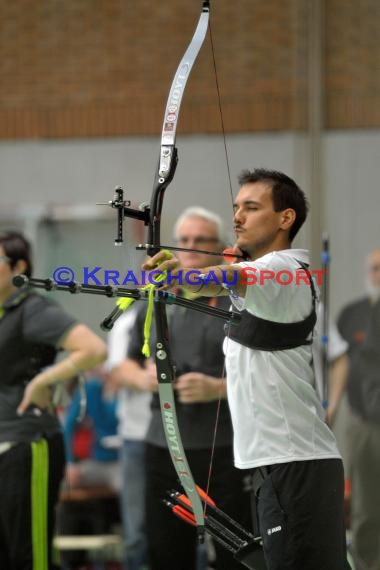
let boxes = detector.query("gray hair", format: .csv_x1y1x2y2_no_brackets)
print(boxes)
173,206,227,245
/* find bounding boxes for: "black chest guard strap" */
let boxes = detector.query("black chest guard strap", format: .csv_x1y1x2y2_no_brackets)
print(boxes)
228,261,317,351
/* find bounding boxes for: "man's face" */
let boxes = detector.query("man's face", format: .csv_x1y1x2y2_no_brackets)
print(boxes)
233,182,285,258
367,250,380,291
175,216,222,269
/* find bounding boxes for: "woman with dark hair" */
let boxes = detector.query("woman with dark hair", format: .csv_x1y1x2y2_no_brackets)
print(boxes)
0,231,33,277
0,231,107,570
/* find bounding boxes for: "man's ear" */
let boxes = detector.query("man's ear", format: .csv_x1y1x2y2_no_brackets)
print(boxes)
13,259,27,275
279,208,296,232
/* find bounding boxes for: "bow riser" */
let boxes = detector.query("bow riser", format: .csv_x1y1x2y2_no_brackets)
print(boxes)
148,1,211,539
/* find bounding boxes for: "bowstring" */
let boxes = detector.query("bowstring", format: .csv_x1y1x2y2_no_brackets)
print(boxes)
203,14,237,513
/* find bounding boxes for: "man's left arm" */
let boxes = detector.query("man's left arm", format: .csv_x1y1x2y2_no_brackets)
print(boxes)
142,253,247,298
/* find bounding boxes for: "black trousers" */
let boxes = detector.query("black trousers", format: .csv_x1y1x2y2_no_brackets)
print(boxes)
253,459,351,570
145,443,252,570
0,433,65,570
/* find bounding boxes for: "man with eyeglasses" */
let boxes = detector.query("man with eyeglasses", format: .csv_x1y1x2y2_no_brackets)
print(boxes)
337,249,380,570
112,207,251,570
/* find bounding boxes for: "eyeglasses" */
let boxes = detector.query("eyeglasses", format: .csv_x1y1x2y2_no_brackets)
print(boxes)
176,236,220,246
0,256,10,264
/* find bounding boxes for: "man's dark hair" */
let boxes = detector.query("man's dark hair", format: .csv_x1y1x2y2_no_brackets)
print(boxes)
0,231,33,277
238,168,309,242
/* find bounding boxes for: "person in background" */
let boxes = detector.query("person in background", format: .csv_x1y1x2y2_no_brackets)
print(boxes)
337,249,380,570
112,207,252,570
108,307,152,570
62,369,121,493
0,231,107,570
58,369,122,570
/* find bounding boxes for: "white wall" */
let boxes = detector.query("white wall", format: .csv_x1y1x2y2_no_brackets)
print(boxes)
1,130,379,330
0,132,301,232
